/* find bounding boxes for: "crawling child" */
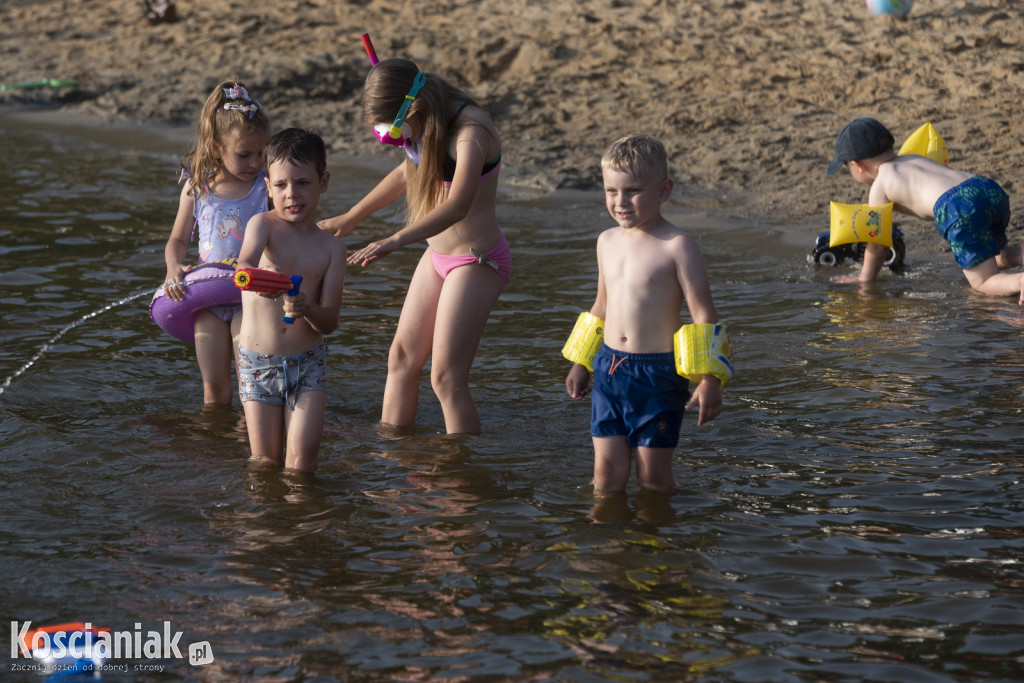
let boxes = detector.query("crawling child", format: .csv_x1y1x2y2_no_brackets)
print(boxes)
827,117,1024,302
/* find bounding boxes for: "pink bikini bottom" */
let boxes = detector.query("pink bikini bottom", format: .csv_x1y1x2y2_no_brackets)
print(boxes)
429,232,511,283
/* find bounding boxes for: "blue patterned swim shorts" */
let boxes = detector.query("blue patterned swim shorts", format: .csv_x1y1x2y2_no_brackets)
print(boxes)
933,175,1010,270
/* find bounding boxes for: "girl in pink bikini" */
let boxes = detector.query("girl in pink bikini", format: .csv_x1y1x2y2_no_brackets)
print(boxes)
319,57,509,434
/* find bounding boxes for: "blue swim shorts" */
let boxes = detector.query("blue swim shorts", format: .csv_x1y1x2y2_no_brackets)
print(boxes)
590,344,691,449
933,175,1010,270
237,342,328,409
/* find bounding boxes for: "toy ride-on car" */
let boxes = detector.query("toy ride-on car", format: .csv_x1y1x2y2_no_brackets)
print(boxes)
810,227,906,272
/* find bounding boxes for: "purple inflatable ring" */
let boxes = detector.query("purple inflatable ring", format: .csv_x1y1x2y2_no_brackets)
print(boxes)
149,262,241,343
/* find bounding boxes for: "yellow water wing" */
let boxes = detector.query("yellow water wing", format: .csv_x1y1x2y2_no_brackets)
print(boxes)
898,122,948,166
829,202,894,248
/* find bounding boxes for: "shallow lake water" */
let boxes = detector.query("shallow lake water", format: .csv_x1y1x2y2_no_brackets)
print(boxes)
1,111,1022,682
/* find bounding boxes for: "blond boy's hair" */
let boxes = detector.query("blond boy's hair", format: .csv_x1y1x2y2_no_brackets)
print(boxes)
601,133,669,182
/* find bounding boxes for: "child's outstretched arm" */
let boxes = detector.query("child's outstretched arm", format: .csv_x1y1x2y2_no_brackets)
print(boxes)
677,235,724,426
318,164,407,238
860,243,888,281
831,242,886,284
162,184,197,303
348,132,491,267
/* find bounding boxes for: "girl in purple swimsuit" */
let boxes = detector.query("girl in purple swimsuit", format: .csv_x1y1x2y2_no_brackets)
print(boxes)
319,58,509,434
162,81,270,404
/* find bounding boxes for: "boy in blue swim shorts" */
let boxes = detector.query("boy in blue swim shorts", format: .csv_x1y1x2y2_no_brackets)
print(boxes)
826,117,1024,303
565,134,725,494
236,128,347,473
590,349,691,449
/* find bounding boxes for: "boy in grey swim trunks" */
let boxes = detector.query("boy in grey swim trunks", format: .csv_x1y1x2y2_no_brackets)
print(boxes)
827,117,1024,303
565,134,725,494
236,128,347,473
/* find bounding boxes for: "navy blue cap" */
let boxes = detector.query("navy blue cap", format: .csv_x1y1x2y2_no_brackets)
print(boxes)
827,118,895,176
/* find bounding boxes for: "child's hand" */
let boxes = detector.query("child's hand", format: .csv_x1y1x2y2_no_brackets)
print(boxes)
348,238,399,267
283,291,308,320
318,214,357,238
163,264,192,302
685,375,722,426
566,364,592,399
831,274,862,284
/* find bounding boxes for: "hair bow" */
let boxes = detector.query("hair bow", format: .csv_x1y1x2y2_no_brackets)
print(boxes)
221,85,261,119
223,85,251,102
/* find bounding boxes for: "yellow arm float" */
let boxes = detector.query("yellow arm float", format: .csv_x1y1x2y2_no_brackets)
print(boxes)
674,323,734,385
562,312,604,372
898,122,948,166
829,201,894,248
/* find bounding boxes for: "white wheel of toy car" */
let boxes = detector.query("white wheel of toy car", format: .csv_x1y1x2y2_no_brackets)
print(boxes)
816,250,839,267
884,240,905,267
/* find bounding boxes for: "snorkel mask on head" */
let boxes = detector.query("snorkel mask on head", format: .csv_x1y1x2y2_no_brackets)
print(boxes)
361,33,427,150
371,71,428,147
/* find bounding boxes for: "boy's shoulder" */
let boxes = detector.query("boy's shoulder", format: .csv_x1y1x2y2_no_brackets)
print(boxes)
310,225,348,264
880,153,946,174
600,216,689,238
599,220,692,249
311,223,346,249
243,207,275,232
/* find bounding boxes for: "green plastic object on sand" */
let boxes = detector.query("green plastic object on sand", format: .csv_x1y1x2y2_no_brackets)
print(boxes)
1,78,80,92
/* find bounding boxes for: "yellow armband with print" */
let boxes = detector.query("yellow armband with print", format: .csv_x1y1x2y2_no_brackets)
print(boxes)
674,323,734,385
562,312,604,372
829,201,894,248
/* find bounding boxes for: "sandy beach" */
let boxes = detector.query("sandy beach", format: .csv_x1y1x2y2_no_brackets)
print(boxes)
2,0,1022,256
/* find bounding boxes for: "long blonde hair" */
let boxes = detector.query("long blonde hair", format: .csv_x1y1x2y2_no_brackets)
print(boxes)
181,80,270,198
362,59,489,221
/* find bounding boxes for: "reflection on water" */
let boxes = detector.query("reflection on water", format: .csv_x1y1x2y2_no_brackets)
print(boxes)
1,111,1022,681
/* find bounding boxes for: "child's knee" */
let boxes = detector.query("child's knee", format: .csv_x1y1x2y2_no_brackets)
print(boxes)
388,339,427,374
593,453,631,492
995,243,1024,269
636,451,675,490
387,346,415,375
430,376,474,415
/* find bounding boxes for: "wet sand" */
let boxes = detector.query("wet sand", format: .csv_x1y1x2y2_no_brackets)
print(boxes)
2,0,1023,257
